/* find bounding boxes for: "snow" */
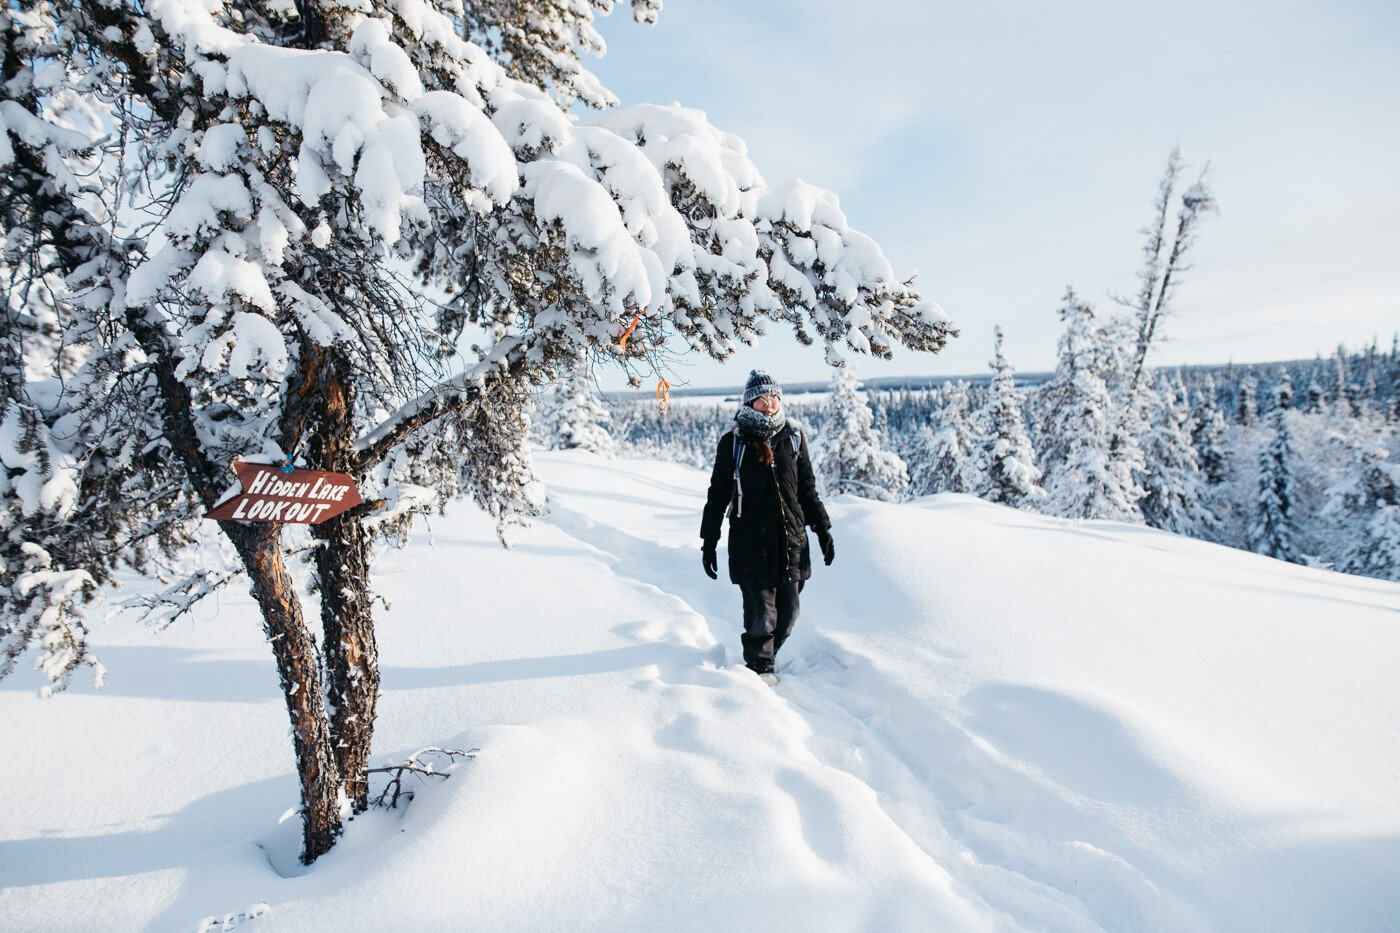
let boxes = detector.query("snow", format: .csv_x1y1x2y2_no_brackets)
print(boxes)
165,173,254,241
0,99,90,176
196,125,246,172
592,103,761,220
521,159,654,313
2,449,1398,931
348,19,424,103
413,91,517,204
185,246,275,313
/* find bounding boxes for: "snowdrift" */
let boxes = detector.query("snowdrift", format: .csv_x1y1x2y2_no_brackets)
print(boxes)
2,448,1397,931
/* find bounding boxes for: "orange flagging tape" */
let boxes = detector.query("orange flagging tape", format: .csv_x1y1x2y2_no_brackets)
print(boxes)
655,377,672,413
618,313,642,351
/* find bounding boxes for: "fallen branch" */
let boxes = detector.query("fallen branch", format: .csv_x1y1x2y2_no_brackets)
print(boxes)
365,746,476,809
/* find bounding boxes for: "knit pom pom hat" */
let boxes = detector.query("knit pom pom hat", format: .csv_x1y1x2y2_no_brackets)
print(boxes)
742,370,782,405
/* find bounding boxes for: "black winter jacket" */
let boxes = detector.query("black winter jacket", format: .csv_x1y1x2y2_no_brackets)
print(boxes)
701,422,831,586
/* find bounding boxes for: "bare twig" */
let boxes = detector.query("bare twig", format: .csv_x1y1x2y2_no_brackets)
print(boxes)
365,746,476,809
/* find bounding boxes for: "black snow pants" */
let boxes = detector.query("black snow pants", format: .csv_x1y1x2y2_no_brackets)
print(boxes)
738,580,804,673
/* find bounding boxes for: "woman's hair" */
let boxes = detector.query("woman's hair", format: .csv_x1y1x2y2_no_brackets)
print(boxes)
746,399,776,465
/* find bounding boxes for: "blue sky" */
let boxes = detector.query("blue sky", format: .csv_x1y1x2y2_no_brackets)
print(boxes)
584,0,1399,392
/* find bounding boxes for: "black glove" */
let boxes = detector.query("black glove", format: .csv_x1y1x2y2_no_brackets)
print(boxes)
816,528,835,566
702,544,718,580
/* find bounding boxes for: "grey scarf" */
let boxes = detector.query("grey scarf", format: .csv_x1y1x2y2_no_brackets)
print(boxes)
734,405,786,442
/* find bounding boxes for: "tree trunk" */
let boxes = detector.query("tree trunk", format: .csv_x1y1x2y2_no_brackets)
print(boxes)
312,507,379,811
307,345,380,812
223,520,343,863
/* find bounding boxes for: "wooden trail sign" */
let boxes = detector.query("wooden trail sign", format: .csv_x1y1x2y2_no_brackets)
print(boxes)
207,461,363,524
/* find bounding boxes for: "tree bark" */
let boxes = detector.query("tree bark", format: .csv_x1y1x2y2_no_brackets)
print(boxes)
223,520,343,863
312,506,379,811
307,346,380,812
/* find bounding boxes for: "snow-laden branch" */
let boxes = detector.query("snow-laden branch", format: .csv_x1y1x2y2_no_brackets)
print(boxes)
117,567,243,630
353,335,528,470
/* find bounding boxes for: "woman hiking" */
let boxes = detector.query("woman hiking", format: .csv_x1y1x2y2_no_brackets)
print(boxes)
700,370,835,685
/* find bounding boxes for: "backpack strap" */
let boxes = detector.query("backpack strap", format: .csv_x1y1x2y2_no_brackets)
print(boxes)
731,433,745,517
731,430,800,520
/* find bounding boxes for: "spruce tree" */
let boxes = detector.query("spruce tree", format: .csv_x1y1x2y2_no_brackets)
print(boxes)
1236,376,1259,426
908,381,981,496
1250,408,1301,563
975,327,1045,508
553,359,615,455
1036,290,1140,519
817,365,910,501
1304,376,1326,413
1140,377,1217,536
1192,377,1230,486
1271,369,1295,412
1350,505,1400,581
1334,345,1354,414
1323,427,1400,581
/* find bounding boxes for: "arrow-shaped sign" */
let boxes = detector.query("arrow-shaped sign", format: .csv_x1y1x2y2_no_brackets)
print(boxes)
207,461,363,524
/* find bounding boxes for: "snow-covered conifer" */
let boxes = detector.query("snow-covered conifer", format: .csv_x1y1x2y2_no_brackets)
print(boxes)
975,328,1045,508
1236,376,1259,426
1304,376,1326,413
1250,408,1301,563
1140,377,1217,536
1192,378,1230,486
552,360,615,455
907,381,981,496
1333,345,1354,414
1090,148,1216,525
1349,504,1400,581
817,365,910,501
1035,291,1139,519
1322,426,1400,581
1359,372,1379,417
1271,370,1294,412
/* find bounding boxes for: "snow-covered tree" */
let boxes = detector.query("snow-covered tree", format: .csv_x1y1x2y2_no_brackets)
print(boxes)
1053,149,1215,526
1348,504,1400,581
1121,148,1216,402
1035,290,1140,519
975,327,1044,508
1323,426,1400,581
552,359,614,455
1250,408,1301,563
1034,289,1093,470
1140,377,1217,536
0,0,955,863
1304,376,1325,413
1192,377,1230,486
818,365,910,501
1236,376,1259,426
1333,345,1352,412
872,392,895,448
907,381,981,496
1270,369,1294,412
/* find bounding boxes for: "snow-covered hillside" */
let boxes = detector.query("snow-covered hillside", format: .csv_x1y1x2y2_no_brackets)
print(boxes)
2,449,1397,932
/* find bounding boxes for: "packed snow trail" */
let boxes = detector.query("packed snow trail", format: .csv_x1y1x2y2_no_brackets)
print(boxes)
1,447,1397,931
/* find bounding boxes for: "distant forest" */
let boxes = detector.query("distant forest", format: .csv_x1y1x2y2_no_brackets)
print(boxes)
537,339,1400,584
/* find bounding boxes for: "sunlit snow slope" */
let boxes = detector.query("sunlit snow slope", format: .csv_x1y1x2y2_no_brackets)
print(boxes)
2,448,1397,932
